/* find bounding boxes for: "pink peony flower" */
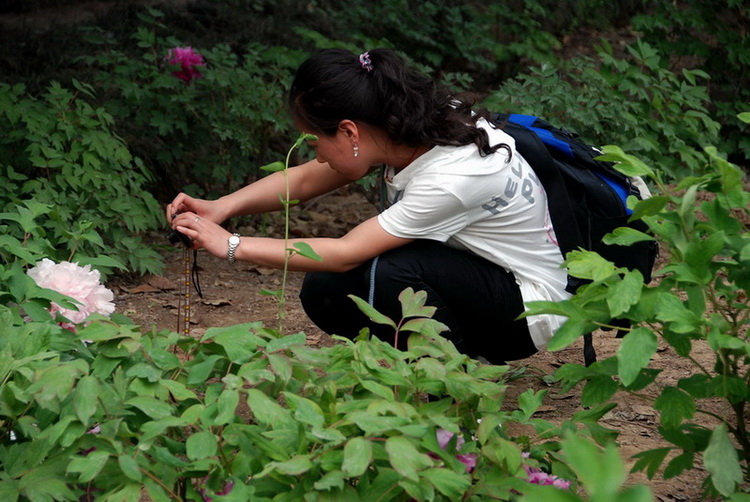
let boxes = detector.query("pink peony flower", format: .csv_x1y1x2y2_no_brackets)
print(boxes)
166,46,205,83
434,429,477,473
522,452,571,490
27,258,115,330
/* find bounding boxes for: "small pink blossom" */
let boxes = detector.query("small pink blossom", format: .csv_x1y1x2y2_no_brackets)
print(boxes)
27,258,115,330
522,452,571,490
166,46,205,83
434,429,477,473
199,479,234,501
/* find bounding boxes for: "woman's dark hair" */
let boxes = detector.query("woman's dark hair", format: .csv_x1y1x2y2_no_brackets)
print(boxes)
288,48,505,156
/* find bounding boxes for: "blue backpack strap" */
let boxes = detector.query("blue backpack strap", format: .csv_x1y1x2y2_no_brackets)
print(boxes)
507,114,575,159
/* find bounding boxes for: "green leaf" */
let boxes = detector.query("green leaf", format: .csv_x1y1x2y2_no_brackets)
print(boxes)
630,195,669,220
125,396,174,419
314,470,346,491
547,319,598,352
655,294,701,334
214,389,240,425
598,145,655,177
581,376,619,407
266,332,306,353
0,480,19,502
385,436,433,482
72,375,100,426
246,388,292,425
603,227,655,247
348,294,397,328
398,287,436,318
738,112,750,124
631,448,671,479
260,161,285,172
421,468,471,499
291,242,322,261
118,454,143,482
342,437,372,477
186,431,218,460
654,387,695,429
616,327,657,386
517,389,546,420
283,392,325,429
565,250,618,282
663,451,694,479
563,435,625,498
704,423,743,496
159,379,198,401
66,450,110,482
607,270,644,317
261,455,313,476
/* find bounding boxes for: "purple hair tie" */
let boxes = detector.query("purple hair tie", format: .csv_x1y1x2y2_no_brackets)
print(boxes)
359,52,373,72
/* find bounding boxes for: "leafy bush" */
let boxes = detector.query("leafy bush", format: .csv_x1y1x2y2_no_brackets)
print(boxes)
631,0,750,165
0,80,163,276
525,117,750,498
78,7,304,200
0,269,655,501
483,40,721,180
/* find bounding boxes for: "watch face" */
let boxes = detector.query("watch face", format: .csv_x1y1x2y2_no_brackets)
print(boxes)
229,235,240,245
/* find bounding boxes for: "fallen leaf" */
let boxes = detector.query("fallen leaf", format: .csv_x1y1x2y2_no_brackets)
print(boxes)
202,298,232,307
124,284,159,294
147,275,177,290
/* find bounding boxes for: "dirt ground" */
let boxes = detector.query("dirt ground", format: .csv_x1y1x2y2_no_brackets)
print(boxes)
109,188,726,502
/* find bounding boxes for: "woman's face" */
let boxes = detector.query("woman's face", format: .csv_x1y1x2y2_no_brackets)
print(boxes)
302,122,370,180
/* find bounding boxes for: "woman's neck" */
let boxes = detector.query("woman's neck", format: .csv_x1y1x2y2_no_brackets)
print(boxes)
390,144,432,171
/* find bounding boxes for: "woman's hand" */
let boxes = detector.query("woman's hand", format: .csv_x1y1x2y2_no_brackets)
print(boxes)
171,211,233,258
166,193,226,226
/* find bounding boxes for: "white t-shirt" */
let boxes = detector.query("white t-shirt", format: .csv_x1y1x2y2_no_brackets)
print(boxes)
377,119,570,350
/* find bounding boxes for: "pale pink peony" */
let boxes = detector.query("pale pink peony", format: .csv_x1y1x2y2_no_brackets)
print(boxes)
166,46,205,83
27,258,115,329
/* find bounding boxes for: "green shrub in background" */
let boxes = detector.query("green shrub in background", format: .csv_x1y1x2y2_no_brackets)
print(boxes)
525,115,750,499
483,40,721,180
631,0,750,166
78,7,304,200
0,80,163,277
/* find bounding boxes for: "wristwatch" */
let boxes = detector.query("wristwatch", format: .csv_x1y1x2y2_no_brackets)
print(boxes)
227,233,241,264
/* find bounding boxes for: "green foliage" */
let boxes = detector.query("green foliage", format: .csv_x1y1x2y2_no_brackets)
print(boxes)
0,80,162,276
631,0,750,164
525,126,750,498
78,7,304,199
0,273,651,501
483,40,721,180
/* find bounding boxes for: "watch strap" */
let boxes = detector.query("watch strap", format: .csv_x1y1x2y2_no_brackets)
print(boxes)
227,233,241,264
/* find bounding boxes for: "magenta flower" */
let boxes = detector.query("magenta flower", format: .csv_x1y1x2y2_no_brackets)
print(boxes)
27,259,115,330
166,46,205,83
434,429,477,473
522,452,571,490
199,479,234,502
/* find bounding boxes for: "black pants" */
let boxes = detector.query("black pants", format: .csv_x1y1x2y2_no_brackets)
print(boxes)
299,240,537,364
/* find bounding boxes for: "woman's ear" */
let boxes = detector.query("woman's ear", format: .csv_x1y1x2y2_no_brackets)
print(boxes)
338,119,359,140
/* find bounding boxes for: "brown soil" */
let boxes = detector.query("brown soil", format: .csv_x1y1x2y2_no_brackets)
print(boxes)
110,188,725,502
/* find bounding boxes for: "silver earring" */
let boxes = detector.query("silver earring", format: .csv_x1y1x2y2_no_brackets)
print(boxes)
353,144,359,157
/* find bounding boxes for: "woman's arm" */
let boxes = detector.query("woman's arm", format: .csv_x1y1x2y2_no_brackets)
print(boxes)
167,159,352,224
173,214,412,272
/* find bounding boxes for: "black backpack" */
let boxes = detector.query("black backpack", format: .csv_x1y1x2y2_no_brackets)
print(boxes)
490,113,658,365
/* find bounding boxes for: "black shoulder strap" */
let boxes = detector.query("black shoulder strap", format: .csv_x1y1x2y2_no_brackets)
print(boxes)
494,115,586,264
